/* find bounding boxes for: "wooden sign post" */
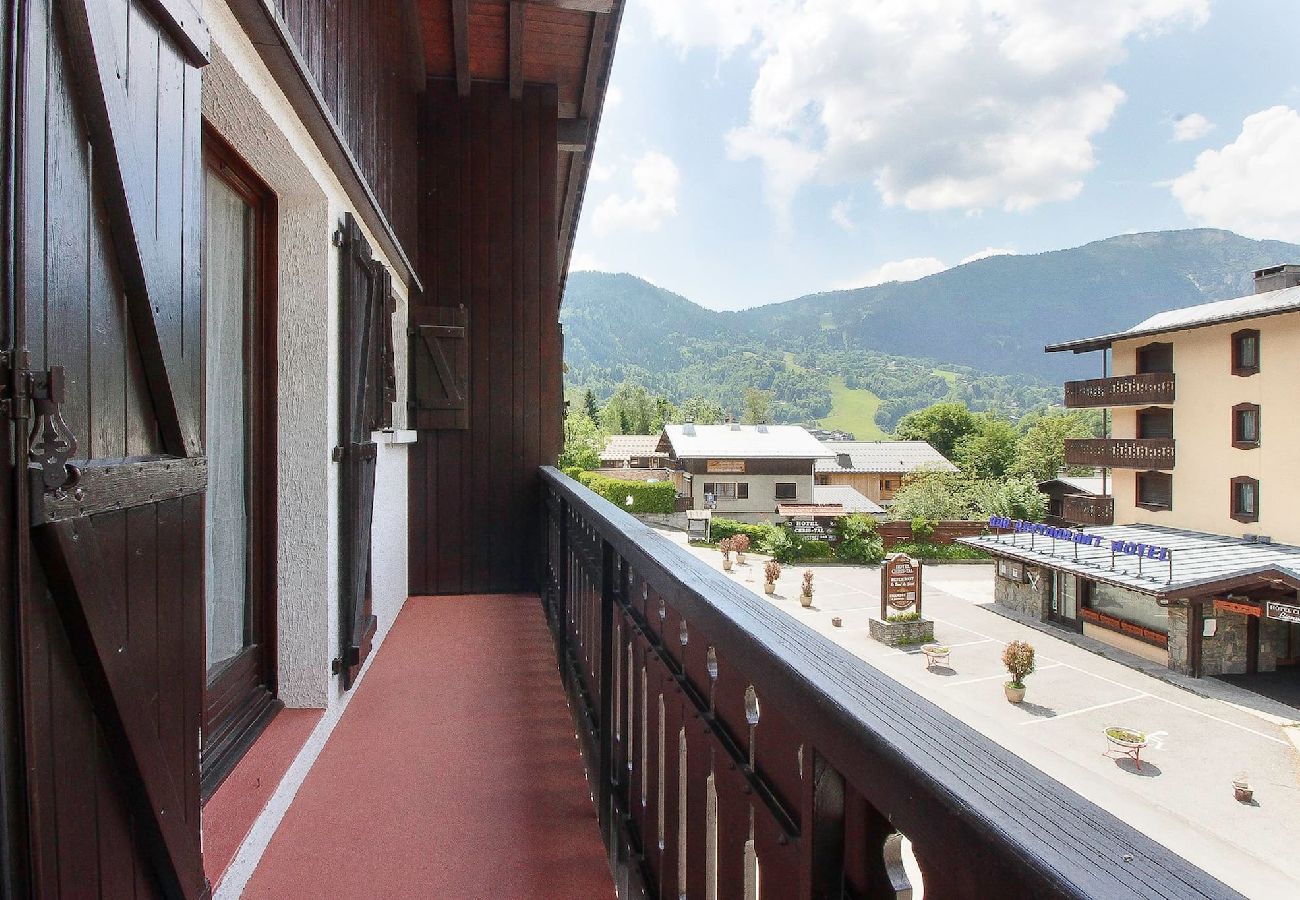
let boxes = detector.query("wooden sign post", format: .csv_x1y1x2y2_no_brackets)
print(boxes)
880,554,922,619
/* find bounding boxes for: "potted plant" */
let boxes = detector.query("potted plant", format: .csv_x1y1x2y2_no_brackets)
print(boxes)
763,560,781,594
799,570,815,608
1002,640,1035,703
733,533,751,565
720,537,735,572
1233,773,1253,803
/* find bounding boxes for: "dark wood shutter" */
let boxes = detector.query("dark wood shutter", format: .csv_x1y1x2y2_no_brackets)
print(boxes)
337,213,380,689
409,306,470,430
7,1,212,896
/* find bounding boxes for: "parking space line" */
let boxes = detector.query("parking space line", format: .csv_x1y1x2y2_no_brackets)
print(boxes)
1019,693,1147,725
887,638,993,656
943,663,1063,687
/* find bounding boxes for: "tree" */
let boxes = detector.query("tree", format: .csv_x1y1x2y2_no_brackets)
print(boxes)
560,411,604,471
581,388,600,421
1010,410,1102,482
742,387,773,425
955,414,1019,479
600,381,667,434
680,396,725,424
968,476,1047,522
889,471,970,521
893,401,978,459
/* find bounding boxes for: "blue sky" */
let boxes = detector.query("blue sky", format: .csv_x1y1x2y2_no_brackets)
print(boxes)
570,0,1300,311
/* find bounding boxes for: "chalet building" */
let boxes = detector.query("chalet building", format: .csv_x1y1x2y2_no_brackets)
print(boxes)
657,423,833,523
815,440,958,506
0,2,1231,898
1039,475,1106,526
600,433,670,468
966,267,1300,685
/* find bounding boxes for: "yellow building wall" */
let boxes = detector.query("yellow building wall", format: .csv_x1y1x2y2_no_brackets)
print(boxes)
1109,310,1300,543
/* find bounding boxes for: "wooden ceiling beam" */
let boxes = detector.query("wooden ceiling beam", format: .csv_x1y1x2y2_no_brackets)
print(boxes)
452,0,470,96
525,0,615,12
578,12,610,118
557,117,589,151
509,1,526,100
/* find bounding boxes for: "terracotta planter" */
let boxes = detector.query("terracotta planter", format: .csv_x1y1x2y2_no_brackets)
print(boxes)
737,553,747,565
1004,683,1026,704
764,582,775,595
722,557,732,572
800,592,813,608
1233,777,1253,802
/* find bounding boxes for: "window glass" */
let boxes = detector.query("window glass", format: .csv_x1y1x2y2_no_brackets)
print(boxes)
1234,479,1258,517
775,482,796,500
1238,333,1259,368
1089,582,1168,634
1235,407,1259,443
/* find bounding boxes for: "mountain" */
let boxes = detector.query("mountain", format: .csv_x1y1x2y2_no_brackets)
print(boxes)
560,229,1300,434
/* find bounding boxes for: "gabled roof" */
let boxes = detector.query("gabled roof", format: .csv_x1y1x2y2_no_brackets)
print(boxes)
1038,476,1105,495
962,523,1300,598
601,434,662,460
1045,285,1300,353
812,485,886,515
814,441,958,474
658,424,833,460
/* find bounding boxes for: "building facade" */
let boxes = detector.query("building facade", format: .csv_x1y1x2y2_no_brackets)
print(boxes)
815,440,958,506
968,267,1300,681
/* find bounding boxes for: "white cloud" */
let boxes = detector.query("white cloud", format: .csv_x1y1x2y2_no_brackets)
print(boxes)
830,198,855,231
591,151,681,235
589,161,615,183
604,85,624,111
1171,112,1213,142
569,250,604,272
652,0,1208,217
1170,106,1300,243
960,247,1017,264
832,256,949,290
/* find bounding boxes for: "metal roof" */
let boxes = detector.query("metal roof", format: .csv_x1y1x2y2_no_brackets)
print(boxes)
778,504,846,517
600,434,663,460
1045,285,1300,354
812,485,886,515
962,523,1300,598
659,424,833,459
814,441,958,474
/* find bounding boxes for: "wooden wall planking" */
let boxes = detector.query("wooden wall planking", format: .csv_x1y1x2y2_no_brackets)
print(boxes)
409,81,561,595
270,0,422,255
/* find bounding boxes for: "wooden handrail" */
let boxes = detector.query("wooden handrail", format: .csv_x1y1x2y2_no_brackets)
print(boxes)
539,466,1234,898
1064,373,1175,408
1065,438,1175,469
1062,494,1115,526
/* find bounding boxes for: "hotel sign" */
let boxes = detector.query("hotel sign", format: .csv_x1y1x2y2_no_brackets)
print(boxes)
880,554,922,618
987,517,1171,562
706,459,745,474
1266,601,1300,624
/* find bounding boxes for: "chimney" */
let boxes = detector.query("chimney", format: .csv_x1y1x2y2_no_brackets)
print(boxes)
1252,264,1300,293
756,424,769,433
682,422,695,436
837,453,852,468
729,422,741,431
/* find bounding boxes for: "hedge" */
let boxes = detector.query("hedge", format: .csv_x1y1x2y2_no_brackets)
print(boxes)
710,518,781,548
576,471,677,514
889,541,989,561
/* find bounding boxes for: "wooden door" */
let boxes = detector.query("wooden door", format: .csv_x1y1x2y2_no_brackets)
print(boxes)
337,213,388,689
5,1,211,896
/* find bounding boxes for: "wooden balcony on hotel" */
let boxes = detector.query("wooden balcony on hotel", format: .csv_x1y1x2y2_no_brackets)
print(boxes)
1063,372,1175,408
1062,493,1115,526
1065,438,1175,469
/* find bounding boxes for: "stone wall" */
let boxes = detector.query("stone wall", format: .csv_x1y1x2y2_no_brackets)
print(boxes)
1167,604,1190,674
1199,610,1250,676
869,617,935,647
993,566,1049,620
1259,617,1291,672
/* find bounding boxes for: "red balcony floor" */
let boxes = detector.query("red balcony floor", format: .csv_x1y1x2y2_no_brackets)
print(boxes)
242,594,612,898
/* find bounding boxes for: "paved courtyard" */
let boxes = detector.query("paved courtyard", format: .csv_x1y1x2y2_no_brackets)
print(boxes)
660,530,1300,898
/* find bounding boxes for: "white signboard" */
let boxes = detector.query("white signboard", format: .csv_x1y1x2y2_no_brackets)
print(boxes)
1265,600,1300,625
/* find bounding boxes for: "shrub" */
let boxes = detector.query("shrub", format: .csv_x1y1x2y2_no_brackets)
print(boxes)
887,610,921,623
1002,640,1035,688
732,534,751,554
835,514,885,565
710,518,781,552
798,540,834,560
889,541,989,561
718,536,737,559
575,471,676,514
766,528,799,563
801,570,815,596
910,516,936,541
764,560,782,584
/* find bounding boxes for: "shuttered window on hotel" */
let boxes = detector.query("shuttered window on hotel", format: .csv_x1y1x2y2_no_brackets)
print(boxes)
1136,471,1172,511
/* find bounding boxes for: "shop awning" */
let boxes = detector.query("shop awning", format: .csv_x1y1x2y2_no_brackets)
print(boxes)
961,524,1300,599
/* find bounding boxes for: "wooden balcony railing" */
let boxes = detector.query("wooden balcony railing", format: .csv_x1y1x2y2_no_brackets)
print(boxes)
540,466,1230,898
1062,493,1115,526
1064,373,1175,408
1065,438,1175,469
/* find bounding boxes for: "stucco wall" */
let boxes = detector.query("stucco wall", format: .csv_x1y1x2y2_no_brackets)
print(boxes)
692,473,817,520
205,1,410,709
1110,311,1300,543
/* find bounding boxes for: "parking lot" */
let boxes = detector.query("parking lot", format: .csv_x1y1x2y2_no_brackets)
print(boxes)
661,530,1300,898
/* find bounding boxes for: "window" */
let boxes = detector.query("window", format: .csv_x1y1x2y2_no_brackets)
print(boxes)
1136,407,1173,439
1230,476,1259,523
1135,471,1172,511
1136,342,1173,374
703,482,748,501
775,482,797,501
1231,329,1260,376
1232,403,1261,449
